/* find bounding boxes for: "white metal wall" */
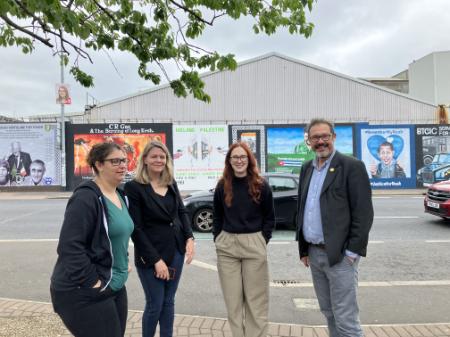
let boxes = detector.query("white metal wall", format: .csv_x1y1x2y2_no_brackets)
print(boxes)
88,54,436,124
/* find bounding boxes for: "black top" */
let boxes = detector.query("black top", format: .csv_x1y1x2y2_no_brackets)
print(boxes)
51,180,129,291
155,189,175,215
124,180,194,267
212,176,275,242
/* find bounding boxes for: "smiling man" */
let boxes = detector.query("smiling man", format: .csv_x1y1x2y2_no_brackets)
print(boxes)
24,160,47,186
296,118,374,337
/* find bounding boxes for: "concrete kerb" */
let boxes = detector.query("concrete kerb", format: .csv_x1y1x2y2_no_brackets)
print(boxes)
1,298,450,337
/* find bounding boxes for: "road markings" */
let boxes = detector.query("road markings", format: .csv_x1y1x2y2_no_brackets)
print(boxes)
270,280,450,288
191,260,217,271
0,210,48,225
292,298,320,310
0,239,58,243
374,216,419,219
426,240,450,243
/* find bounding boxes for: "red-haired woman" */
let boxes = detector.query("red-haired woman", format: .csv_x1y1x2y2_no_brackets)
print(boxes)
213,142,275,337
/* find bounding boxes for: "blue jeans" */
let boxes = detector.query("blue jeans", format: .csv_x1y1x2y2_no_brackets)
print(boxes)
137,251,184,337
309,246,363,337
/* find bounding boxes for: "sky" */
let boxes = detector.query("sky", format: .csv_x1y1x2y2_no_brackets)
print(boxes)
1,0,450,118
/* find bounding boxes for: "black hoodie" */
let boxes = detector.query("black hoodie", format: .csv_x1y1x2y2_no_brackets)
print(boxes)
50,180,129,291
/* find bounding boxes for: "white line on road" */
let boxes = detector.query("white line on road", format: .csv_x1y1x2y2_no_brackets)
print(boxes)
191,260,217,271
374,216,418,219
0,210,48,225
426,240,450,243
0,239,58,243
271,280,450,288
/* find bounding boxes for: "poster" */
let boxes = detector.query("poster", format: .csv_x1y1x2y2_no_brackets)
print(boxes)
229,125,265,172
415,125,450,186
266,124,354,174
173,125,228,190
357,125,415,189
66,123,172,190
0,123,60,187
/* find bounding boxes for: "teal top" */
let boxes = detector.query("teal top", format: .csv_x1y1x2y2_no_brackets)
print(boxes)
104,194,134,291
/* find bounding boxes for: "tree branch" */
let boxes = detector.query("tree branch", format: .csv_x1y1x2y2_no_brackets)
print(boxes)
0,14,53,47
168,0,226,26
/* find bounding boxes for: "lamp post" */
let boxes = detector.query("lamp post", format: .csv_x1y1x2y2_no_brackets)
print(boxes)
59,54,66,189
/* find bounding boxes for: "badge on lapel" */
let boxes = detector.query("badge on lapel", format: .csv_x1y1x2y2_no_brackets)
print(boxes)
329,168,335,172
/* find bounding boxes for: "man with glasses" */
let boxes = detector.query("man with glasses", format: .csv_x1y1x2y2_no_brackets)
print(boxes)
296,118,373,337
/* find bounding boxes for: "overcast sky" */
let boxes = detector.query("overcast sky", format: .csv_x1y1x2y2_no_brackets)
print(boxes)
1,0,449,118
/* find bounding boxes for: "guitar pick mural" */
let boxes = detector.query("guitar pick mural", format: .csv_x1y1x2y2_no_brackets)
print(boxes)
367,134,404,161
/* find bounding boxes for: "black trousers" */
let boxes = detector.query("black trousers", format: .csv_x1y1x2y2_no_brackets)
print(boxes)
50,286,128,337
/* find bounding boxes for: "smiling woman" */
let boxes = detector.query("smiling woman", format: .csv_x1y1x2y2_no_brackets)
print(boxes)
50,142,134,337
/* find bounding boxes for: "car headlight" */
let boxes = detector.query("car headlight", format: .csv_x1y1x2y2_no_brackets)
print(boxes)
183,198,191,207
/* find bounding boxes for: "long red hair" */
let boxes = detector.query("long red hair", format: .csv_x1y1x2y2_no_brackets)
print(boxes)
219,142,264,207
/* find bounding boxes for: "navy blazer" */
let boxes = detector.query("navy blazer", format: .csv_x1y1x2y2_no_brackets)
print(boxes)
297,151,374,266
124,180,194,267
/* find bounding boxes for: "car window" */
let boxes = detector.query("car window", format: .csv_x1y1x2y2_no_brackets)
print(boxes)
268,177,297,192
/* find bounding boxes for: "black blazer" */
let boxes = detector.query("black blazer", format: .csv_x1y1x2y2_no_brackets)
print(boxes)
297,151,374,266
124,180,194,267
8,151,32,176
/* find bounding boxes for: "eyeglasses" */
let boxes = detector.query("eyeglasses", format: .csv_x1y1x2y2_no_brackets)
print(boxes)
104,158,128,166
230,155,248,162
308,134,333,143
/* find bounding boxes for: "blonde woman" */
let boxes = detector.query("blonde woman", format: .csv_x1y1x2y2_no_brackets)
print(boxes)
124,141,194,337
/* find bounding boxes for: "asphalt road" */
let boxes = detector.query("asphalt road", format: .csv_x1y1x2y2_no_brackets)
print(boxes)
0,195,449,325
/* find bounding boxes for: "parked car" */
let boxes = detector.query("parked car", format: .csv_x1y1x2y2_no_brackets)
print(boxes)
183,173,299,232
419,153,450,186
424,180,450,220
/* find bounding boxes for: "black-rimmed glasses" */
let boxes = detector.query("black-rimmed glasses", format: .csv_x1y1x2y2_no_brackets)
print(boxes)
104,158,128,166
308,134,333,144
230,155,248,162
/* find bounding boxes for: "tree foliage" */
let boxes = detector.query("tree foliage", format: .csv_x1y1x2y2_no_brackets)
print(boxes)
0,0,315,102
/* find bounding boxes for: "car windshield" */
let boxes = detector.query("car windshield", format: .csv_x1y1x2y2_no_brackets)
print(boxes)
432,154,450,164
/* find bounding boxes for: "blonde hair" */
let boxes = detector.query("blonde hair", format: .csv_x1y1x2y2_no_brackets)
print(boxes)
134,141,174,186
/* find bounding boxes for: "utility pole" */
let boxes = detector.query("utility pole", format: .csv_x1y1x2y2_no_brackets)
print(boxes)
60,54,66,189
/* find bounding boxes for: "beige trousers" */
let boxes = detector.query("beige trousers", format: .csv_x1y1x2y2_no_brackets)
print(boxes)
215,231,269,337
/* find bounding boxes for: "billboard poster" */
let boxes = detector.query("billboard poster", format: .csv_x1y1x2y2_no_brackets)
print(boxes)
415,125,450,187
0,123,60,187
356,124,415,189
173,125,228,190
265,124,354,174
66,123,172,190
229,125,265,172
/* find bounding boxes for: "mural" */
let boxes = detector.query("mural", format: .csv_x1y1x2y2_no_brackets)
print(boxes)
357,125,416,189
173,125,228,190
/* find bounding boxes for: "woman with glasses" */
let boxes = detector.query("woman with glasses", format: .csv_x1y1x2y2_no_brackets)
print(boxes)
213,142,275,337
50,142,134,337
124,141,195,337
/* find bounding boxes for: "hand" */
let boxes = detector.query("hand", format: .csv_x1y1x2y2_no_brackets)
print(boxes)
92,279,101,288
185,238,195,264
300,256,309,268
369,162,377,176
128,263,132,273
154,259,170,280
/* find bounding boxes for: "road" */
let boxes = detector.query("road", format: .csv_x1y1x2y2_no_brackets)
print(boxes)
0,195,449,325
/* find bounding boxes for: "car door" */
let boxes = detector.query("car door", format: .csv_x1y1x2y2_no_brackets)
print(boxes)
267,176,299,228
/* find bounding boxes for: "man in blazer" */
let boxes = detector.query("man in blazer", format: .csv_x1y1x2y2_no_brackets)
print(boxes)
297,118,373,337
8,141,32,178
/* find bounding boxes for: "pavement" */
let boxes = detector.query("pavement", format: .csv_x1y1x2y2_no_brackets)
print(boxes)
1,297,450,337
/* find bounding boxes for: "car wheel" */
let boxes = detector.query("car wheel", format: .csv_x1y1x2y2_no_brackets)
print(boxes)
193,208,213,233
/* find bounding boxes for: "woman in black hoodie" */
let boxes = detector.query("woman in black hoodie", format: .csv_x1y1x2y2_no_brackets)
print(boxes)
50,142,134,337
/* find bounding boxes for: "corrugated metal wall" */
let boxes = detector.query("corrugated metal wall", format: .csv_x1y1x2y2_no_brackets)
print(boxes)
87,54,436,124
